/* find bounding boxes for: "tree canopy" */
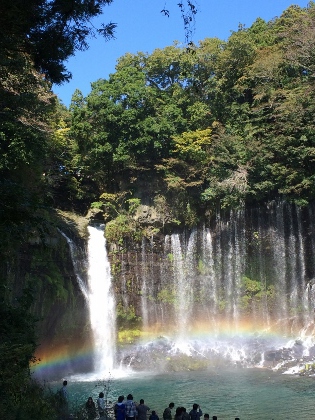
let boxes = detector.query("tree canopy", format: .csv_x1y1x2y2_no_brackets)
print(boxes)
59,3,315,223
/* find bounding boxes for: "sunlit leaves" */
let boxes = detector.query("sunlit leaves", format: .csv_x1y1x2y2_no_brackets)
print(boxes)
66,2,315,214
172,128,211,162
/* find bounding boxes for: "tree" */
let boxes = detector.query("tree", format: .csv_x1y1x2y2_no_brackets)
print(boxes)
0,1,198,85
0,0,200,412
0,0,116,84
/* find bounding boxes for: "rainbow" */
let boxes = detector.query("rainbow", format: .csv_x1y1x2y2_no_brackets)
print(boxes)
131,317,302,340
32,317,315,380
32,344,95,380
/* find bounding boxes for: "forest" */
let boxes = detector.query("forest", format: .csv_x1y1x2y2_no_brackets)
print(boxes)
61,4,315,224
1,0,315,417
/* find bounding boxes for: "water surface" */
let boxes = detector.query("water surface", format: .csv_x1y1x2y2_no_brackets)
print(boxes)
53,368,315,420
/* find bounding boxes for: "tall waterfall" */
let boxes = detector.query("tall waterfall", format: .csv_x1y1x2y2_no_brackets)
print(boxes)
61,225,117,376
87,225,116,375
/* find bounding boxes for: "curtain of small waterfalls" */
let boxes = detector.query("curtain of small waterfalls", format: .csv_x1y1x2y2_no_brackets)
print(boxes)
114,200,315,370
63,200,315,373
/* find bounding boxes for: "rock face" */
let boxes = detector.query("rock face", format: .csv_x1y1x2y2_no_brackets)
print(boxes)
134,205,162,226
33,230,92,374
109,201,315,334
86,207,104,223
7,212,93,378
99,200,315,374
22,200,315,376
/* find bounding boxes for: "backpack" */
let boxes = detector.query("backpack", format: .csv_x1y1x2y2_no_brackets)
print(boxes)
126,401,135,417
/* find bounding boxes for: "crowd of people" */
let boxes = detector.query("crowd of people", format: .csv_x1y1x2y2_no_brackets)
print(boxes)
58,381,240,420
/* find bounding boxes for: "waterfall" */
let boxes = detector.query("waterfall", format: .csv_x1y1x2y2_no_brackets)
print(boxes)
58,230,88,300
171,234,189,339
223,209,245,328
169,231,197,354
296,206,308,320
201,226,217,328
271,201,289,328
224,213,235,321
59,226,116,376
60,201,315,375
257,208,270,328
288,205,298,316
141,238,149,331
86,225,116,375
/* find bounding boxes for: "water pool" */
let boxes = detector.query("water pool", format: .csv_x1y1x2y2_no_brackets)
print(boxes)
51,368,315,419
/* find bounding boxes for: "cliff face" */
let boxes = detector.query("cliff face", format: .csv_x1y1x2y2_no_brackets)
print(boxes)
107,200,315,339
3,211,93,377
94,200,315,372
12,200,315,376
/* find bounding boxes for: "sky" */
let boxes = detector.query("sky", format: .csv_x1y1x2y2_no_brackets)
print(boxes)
53,0,310,107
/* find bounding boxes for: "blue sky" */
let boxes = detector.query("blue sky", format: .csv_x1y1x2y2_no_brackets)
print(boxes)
53,0,310,107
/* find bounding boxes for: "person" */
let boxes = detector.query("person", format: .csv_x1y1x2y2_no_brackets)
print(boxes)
203,415,209,420
181,407,189,420
174,407,183,420
163,402,174,420
137,399,150,420
212,417,217,420
85,397,97,419
189,404,202,420
58,380,69,419
97,392,106,418
149,410,159,420
60,380,68,401
125,394,137,420
114,395,126,420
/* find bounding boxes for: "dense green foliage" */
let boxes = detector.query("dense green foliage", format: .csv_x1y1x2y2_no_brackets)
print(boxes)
60,2,315,235
0,0,116,84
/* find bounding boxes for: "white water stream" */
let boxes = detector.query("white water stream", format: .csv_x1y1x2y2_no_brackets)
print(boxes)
86,225,116,375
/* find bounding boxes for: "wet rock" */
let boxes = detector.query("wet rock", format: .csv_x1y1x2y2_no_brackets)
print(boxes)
86,207,104,222
134,205,162,227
